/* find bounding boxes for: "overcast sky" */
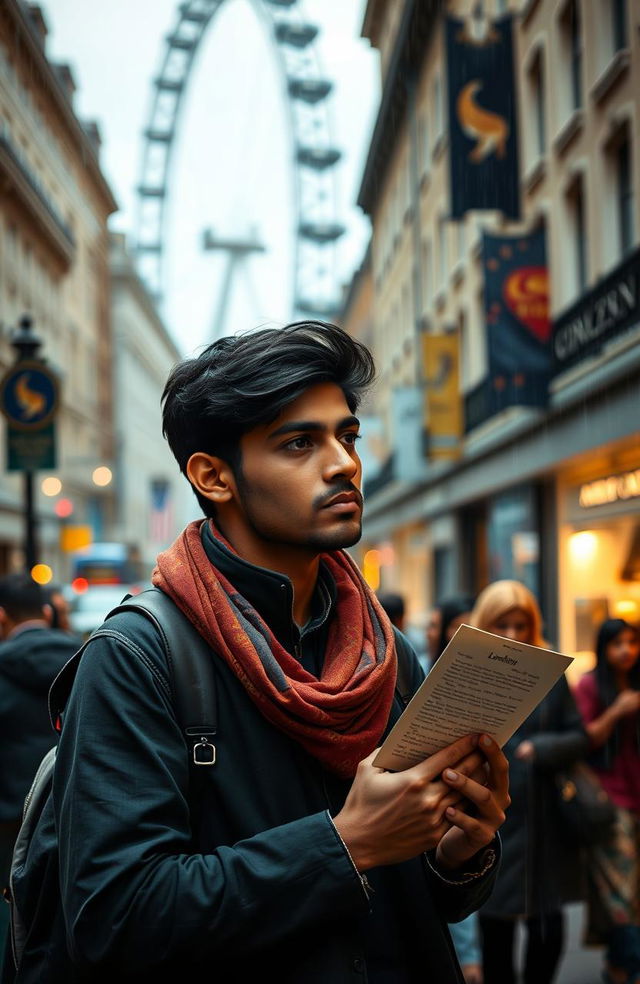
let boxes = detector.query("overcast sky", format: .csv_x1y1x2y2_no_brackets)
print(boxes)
43,0,379,356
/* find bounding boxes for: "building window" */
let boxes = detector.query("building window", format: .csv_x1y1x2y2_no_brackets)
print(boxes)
456,221,466,262
526,49,546,166
612,0,627,51
616,132,634,257
433,74,443,144
422,239,433,306
560,0,582,112
566,176,587,297
438,216,447,286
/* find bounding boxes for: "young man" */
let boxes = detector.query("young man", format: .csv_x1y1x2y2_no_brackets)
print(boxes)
46,322,508,982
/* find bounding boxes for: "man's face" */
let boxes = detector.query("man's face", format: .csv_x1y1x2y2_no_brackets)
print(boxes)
226,382,363,561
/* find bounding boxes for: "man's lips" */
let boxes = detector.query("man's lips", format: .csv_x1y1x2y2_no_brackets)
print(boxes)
321,491,362,510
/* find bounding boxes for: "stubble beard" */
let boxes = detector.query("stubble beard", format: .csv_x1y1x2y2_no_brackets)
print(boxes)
235,472,363,554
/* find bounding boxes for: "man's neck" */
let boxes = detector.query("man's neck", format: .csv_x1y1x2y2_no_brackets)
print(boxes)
215,519,321,626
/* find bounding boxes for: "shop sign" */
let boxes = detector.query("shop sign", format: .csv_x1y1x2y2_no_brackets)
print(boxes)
579,468,640,508
552,245,640,374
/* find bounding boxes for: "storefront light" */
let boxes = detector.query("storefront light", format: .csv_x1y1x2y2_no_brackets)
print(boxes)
363,549,381,591
613,599,639,620
568,530,599,563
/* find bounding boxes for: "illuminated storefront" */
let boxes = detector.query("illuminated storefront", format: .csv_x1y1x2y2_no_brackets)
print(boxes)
558,447,640,685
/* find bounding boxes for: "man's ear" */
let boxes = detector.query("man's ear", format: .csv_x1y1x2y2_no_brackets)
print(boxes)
43,603,54,627
186,453,236,506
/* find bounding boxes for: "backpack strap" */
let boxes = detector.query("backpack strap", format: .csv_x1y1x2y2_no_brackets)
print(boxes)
49,588,218,767
392,627,416,708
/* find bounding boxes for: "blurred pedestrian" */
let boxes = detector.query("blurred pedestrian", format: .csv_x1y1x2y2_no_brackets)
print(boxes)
45,583,73,633
0,572,82,958
376,591,406,631
574,617,640,984
426,605,442,666
434,594,476,666
431,594,483,984
470,579,589,984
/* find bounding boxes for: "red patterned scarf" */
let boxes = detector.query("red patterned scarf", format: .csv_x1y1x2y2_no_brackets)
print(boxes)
152,520,397,778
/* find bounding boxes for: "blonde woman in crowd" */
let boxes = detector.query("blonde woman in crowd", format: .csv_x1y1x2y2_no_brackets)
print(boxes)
470,579,589,984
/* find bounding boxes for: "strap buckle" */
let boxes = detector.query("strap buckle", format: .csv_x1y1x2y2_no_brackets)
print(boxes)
192,737,216,766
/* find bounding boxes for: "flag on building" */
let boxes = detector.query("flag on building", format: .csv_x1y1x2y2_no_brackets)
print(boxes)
423,333,462,461
482,225,551,412
445,14,520,219
150,478,173,544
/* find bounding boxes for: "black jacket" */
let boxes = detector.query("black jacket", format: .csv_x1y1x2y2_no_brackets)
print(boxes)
480,672,589,919
42,534,499,983
0,626,81,822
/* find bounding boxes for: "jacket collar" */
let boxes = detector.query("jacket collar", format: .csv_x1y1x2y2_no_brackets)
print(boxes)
200,520,335,654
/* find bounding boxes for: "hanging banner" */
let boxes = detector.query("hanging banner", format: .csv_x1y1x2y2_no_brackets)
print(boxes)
391,387,426,483
482,226,551,412
445,14,520,219
423,334,462,461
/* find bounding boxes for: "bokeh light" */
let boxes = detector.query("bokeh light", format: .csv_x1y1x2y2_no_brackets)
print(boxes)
41,476,62,497
92,466,113,487
31,564,53,585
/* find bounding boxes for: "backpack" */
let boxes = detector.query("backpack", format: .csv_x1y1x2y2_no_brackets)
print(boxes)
2,588,416,980
3,587,218,981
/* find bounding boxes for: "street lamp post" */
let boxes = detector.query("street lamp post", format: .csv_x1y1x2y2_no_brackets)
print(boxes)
11,316,44,569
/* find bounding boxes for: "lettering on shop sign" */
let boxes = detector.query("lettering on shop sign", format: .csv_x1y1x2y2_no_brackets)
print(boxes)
554,277,636,363
579,469,640,508
551,246,640,373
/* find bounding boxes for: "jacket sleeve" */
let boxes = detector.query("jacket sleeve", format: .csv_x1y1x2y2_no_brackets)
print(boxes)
54,632,369,972
530,675,590,771
422,837,501,922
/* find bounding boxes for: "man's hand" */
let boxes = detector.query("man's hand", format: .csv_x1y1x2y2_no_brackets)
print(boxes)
435,734,510,871
461,963,483,984
332,733,503,871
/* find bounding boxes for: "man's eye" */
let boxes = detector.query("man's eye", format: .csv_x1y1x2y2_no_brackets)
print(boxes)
343,432,361,446
286,437,311,451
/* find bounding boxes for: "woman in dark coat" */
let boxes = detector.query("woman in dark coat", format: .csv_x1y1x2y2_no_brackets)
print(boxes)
574,618,640,984
470,579,589,984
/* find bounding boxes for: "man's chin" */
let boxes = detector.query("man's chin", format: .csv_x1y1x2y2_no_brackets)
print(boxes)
311,522,362,552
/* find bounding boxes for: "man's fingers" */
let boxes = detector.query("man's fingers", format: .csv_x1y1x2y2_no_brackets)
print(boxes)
441,738,509,819
407,732,479,781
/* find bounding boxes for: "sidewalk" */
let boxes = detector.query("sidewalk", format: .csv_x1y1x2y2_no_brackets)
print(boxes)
555,904,604,984
515,903,604,984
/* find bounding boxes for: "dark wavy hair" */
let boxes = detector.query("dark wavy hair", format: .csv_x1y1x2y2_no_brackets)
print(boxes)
162,321,376,517
592,617,640,767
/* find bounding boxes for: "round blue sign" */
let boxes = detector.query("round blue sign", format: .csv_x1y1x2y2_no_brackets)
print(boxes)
0,360,59,430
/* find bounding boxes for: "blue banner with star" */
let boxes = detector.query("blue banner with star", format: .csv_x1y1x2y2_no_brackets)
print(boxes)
482,226,551,412
446,14,520,219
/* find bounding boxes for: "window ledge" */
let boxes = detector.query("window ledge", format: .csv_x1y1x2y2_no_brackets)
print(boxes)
450,261,465,287
590,49,630,106
523,156,547,194
553,109,584,157
419,171,431,194
521,0,542,28
432,133,447,163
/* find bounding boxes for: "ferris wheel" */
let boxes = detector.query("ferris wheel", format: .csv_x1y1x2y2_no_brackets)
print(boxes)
133,0,345,333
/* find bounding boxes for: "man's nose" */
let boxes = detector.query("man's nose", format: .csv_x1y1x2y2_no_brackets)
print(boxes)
324,440,359,479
